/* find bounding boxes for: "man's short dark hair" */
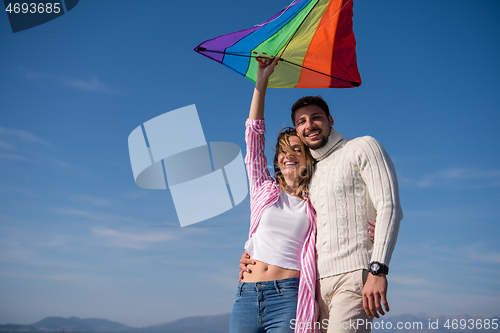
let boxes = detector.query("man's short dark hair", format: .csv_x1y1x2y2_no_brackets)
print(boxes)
291,96,330,125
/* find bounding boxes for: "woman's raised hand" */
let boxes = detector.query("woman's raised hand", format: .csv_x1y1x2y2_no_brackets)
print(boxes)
256,55,280,83
249,55,279,120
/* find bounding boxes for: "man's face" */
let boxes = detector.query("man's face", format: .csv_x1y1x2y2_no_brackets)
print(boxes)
294,105,334,150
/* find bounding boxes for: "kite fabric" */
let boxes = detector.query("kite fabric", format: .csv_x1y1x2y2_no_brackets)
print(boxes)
194,0,361,88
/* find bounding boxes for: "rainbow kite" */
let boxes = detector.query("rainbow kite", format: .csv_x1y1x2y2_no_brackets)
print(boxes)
194,0,361,88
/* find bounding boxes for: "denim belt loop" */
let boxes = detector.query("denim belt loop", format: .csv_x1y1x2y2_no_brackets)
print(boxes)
238,282,244,296
274,280,281,294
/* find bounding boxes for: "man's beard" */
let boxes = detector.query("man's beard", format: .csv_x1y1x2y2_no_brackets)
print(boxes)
305,135,329,150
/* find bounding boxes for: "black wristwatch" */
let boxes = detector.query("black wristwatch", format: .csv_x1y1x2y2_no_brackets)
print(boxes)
368,261,389,275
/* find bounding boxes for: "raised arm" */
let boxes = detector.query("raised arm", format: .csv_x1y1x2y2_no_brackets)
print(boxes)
248,56,280,120
239,57,280,279
245,57,280,195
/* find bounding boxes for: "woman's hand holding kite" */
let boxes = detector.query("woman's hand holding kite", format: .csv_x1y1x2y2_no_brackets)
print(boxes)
249,56,280,120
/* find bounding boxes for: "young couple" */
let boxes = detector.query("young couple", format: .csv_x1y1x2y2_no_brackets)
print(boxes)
229,56,403,333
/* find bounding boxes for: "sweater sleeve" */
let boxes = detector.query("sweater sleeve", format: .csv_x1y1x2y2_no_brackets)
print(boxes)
245,119,273,197
355,136,403,266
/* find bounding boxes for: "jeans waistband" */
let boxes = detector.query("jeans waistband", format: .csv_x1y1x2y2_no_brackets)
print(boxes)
237,277,299,295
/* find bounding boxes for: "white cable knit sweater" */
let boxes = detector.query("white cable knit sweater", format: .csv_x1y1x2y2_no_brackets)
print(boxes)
309,128,403,279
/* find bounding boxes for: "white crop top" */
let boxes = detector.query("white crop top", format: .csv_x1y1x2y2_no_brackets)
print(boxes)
245,191,310,271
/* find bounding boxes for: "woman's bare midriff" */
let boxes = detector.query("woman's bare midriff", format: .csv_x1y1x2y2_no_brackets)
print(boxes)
241,256,300,282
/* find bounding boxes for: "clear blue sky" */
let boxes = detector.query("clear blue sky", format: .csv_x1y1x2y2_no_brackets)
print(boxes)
1,0,499,327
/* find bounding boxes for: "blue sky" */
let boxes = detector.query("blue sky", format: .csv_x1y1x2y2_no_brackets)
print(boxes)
1,0,499,327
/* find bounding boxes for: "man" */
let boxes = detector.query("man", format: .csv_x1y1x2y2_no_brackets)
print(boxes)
241,95,402,333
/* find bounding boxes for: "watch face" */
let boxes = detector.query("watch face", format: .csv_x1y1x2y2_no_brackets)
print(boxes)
371,263,380,272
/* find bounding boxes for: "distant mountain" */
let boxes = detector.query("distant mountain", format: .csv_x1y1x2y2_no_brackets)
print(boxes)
0,317,134,333
0,314,231,333
1,313,498,333
136,314,230,333
0,324,41,333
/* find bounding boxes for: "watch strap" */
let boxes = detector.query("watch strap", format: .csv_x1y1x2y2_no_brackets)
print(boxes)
369,261,389,275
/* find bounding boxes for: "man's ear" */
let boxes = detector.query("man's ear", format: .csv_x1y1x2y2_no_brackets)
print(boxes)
329,115,334,127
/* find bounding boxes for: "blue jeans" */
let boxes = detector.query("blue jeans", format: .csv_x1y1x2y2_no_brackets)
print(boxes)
228,277,299,333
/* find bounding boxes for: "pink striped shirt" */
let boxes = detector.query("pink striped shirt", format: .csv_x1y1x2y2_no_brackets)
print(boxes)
245,119,318,333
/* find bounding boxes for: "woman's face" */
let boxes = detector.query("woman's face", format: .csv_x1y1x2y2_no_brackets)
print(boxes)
277,136,308,181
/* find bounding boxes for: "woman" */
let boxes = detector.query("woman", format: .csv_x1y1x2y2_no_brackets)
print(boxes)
228,56,318,333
